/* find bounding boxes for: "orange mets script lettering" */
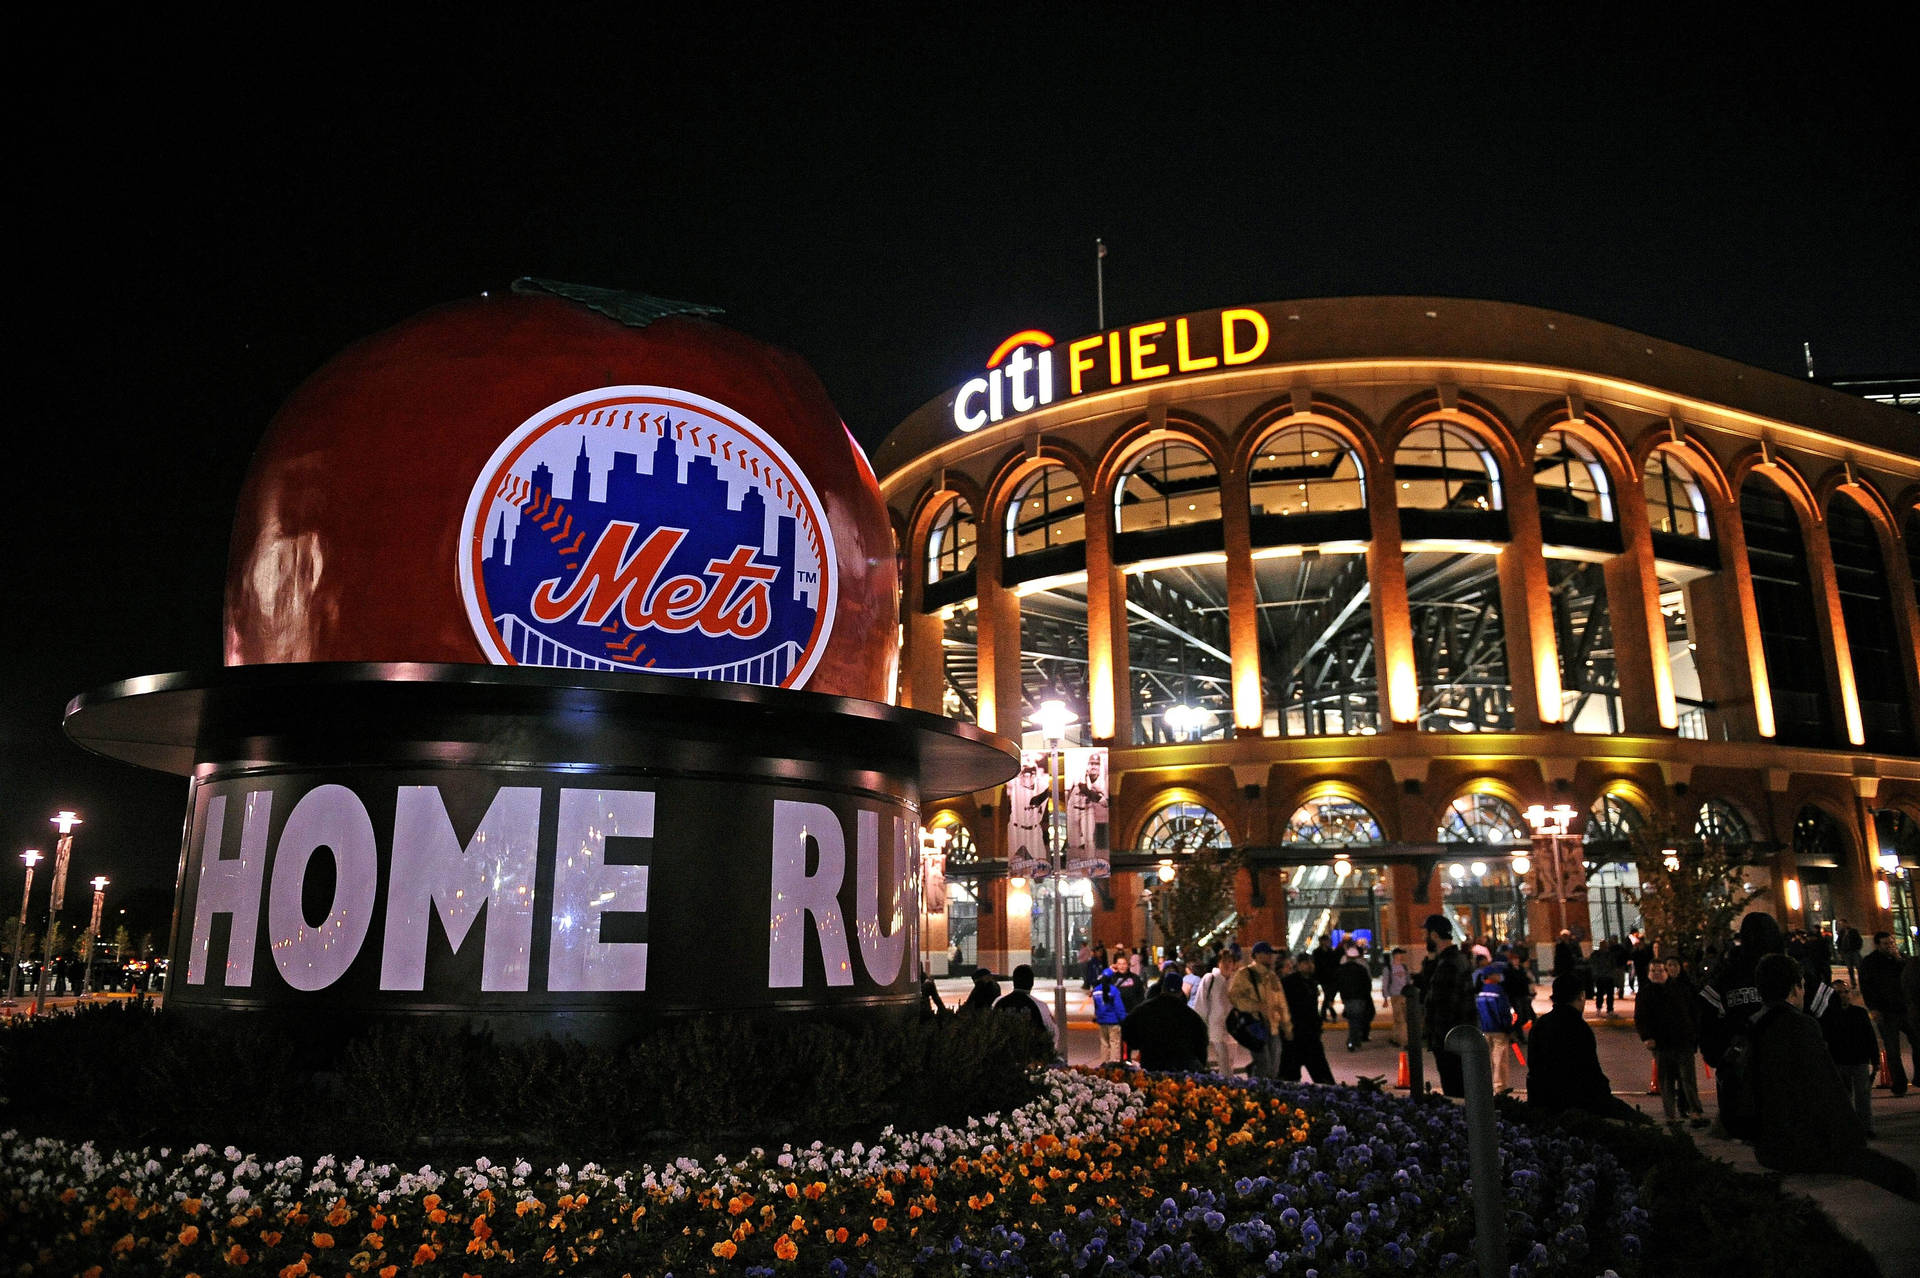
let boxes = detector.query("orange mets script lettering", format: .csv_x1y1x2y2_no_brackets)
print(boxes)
531,523,779,638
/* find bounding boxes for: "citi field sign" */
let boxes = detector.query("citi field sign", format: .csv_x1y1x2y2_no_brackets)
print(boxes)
951,306,1280,433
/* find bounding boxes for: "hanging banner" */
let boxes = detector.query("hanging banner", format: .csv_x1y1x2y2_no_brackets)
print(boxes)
1063,747,1110,878
1007,751,1052,879
922,827,948,915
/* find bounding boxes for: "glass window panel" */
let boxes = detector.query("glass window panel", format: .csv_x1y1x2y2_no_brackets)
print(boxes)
1006,465,1087,557
1395,422,1501,511
1254,551,1379,736
1658,575,1716,741
1137,801,1233,854
1406,549,1513,732
1127,560,1233,743
1282,796,1385,845
1249,424,1366,516
1019,579,1091,749
1693,799,1751,846
941,600,978,724
1740,477,1830,746
1643,451,1710,539
1827,495,1914,752
1438,793,1528,844
1115,441,1220,532
1550,559,1622,733
927,497,976,583
1535,430,1613,522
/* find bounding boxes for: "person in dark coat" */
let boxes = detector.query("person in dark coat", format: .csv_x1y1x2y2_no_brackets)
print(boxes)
1502,949,1536,1043
1527,974,1633,1118
1857,932,1913,1096
1311,935,1341,1022
1635,956,1706,1126
1822,978,1882,1136
1280,954,1336,1083
1417,913,1476,1097
1336,947,1375,1049
960,969,1001,1014
1121,964,1209,1071
1749,953,1916,1200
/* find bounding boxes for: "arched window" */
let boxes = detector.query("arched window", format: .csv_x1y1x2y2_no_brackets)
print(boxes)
1005,465,1086,557
1282,795,1385,845
1395,421,1502,511
932,815,980,867
1535,430,1614,522
1136,800,1233,855
1438,793,1527,844
1114,440,1220,532
1740,474,1830,746
1585,793,1645,852
1249,424,1366,517
1693,799,1751,846
926,497,976,584
1643,450,1710,540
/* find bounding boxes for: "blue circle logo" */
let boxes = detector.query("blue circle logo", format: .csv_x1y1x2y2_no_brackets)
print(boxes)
459,386,837,687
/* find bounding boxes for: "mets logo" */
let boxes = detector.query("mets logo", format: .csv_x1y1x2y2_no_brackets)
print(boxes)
458,386,837,688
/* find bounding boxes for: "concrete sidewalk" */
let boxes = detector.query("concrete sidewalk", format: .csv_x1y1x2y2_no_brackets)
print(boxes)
944,975,1920,1276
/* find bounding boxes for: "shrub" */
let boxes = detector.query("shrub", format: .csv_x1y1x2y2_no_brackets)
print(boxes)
0,1001,1043,1163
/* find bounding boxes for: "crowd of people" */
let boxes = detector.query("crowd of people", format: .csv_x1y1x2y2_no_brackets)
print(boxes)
935,908,1919,1201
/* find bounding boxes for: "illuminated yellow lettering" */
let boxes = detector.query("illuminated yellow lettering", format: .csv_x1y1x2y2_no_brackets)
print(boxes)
1107,331,1122,385
1221,308,1269,365
1128,322,1170,380
1068,336,1102,395
1175,317,1217,372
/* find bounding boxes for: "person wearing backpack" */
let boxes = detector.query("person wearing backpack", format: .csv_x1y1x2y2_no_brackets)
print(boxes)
1192,945,1243,1073
1475,965,1517,1089
1228,941,1293,1077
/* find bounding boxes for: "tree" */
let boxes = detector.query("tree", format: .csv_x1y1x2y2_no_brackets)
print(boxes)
1149,840,1245,957
1625,829,1766,960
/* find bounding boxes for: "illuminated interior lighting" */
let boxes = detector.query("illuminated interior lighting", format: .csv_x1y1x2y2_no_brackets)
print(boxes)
1785,878,1802,911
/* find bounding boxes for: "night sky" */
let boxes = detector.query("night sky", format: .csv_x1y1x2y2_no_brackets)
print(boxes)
10,9,1917,929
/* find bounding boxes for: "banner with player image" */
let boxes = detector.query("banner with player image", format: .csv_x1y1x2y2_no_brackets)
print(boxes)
1006,752,1052,879
1062,747,1110,877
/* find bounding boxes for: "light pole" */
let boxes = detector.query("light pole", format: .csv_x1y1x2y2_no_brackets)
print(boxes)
1523,803,1578,946
1510,851,1531,945
32,811,81,1018
80,876,108,999
4,850,42,1008
1034,698,1077,1058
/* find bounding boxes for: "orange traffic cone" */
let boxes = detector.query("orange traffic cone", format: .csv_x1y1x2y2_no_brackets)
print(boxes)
1648,1057,1660,1095
1878,1045,1893,1090
1510,1039,1527,1069
1395,1051,1411,1089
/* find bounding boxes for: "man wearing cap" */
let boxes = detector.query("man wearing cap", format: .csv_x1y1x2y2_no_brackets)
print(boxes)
1228,941,1292,1077
1418,913,1477,1097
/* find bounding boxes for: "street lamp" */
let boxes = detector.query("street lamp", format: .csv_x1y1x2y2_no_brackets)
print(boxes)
4,850,42,1008
80,876,108,999
1033,697,1077,1058
1523,803,1578,941
32,811,81,1018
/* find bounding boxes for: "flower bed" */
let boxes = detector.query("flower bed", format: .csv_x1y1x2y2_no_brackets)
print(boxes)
1,1069,1642,1276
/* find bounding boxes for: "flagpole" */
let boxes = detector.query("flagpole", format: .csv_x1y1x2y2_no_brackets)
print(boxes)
1095,238,1106,330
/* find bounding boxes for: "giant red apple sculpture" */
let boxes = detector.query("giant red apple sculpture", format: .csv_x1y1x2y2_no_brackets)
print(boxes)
224,280,898,701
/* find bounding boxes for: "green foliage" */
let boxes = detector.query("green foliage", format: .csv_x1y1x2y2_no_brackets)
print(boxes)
0,1001,1041,1164
1625,829,1766,959
1151,839,1245,955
